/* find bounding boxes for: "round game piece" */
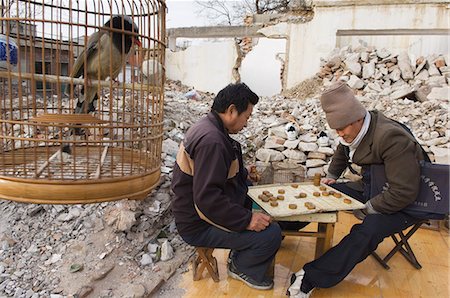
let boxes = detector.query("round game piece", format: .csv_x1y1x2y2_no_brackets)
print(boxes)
269,196,277,202
322,191,329,196
289,204,297,209
319,186,327,191
270,201,279,207
258,194,266,200
333,192,342,198
261,196,270,202
262,190,270,195
343,198,351,204
277,195,285,200
291,184,299,188
328,190,335,195
297,192,307,198
304,202,316,210
278,189,285,194
313,191,320,197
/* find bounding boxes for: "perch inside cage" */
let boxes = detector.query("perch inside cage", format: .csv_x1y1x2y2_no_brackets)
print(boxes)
0,0,166,204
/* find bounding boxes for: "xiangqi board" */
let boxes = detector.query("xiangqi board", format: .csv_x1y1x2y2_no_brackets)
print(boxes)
248,182,365,217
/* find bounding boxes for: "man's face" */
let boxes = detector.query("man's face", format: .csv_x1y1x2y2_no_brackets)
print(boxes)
226,104,254,134
335,118,364,143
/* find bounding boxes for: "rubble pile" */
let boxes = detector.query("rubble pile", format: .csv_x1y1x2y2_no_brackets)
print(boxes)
247,46,449,181
317,45,449,103
0,168,192,297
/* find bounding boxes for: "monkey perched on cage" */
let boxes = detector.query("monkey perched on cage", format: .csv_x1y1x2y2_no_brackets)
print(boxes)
68,14,141,115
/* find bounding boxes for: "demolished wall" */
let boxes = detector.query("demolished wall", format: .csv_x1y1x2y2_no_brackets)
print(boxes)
285,1,450,88
165,40,238,94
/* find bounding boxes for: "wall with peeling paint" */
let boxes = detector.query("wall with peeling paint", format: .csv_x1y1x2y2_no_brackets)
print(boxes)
285,3,450,89
165,40,238,94
241,39,286,96
166,38,285,96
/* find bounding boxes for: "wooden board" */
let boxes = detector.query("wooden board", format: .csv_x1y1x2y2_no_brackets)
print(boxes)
248,182,365,217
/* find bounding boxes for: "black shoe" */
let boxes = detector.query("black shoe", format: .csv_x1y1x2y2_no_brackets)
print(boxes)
227,259,273,290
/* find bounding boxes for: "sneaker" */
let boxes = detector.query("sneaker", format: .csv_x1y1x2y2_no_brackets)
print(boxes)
287,269,314,297
227,250,236,266
227,259,274,290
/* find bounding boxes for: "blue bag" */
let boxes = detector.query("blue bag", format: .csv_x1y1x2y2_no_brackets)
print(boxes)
370,162,449,215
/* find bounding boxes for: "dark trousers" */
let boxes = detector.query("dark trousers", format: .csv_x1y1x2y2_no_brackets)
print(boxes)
301,182,421,291
181,223,282,283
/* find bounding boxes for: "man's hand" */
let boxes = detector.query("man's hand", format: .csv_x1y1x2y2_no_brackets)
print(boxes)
353,201,380,220
246,212,271,232
247,165,261,184
321,177,336,185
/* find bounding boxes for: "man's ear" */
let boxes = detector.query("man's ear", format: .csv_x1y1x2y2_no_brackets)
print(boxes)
226,104,237,116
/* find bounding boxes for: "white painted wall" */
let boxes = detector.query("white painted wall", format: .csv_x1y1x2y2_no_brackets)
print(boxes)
241,39,285,96
165,40,238,94
285,3,450,88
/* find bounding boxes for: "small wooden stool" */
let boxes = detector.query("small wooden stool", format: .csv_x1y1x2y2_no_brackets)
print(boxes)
192,247,220,282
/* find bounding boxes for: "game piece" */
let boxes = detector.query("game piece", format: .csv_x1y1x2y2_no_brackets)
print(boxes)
298,192,307,198
319,186,327,191
289,204,297,209
269,196,277,202
313,173,321,186
333,193,342,198
261,196,270,202
304,202,316,210
343,198,351,204
322,191,329,196
313,191,320,197
278,189,285,194
277,195,285,200
270,201,278,207
262,190,270,195
291,184,299,188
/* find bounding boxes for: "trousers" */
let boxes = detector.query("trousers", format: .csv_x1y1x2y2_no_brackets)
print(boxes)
300,182,421,291
181,222,282,283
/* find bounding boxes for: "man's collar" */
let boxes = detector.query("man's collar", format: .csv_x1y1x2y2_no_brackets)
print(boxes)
208,110,228,135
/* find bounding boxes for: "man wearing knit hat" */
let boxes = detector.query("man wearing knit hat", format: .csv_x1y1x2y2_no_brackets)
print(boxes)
288,81,433,297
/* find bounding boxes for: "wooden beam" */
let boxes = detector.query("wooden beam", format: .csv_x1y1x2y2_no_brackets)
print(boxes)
337,29,450,36
167,25,265,39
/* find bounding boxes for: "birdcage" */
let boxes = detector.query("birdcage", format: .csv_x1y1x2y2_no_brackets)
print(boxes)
0,0,166,203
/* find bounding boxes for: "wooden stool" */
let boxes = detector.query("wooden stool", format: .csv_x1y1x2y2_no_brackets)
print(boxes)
371,220,429,270
192,247,220,282
278,212,337,258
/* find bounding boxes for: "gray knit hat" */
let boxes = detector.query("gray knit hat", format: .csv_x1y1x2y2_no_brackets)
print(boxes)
320,81,366,129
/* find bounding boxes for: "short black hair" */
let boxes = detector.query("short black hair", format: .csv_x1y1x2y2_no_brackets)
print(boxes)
211,83,259,114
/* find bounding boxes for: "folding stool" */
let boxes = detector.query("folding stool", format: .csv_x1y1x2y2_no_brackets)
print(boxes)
370,162,449,270
192,247,220,282
371,219,429,269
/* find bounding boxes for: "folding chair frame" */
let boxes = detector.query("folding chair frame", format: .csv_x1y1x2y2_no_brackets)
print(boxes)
192,247,220,282
371,220,428,270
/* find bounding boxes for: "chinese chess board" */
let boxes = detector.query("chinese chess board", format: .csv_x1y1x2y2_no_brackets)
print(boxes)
248,182,365,217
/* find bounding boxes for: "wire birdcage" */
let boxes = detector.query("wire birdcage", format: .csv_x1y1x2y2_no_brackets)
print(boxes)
0,0,166,204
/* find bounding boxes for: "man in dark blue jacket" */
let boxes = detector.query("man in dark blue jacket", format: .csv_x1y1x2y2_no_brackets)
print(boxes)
172,83,281,290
